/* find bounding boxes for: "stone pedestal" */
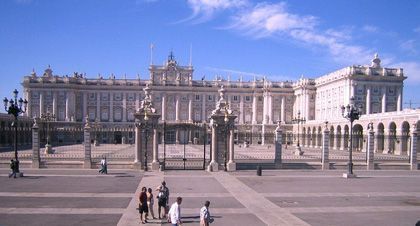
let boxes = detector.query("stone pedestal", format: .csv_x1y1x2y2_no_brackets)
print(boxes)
207,161,219,172
366,124,375,170
151,161,160,170
133,161,143,170
227,161,236,171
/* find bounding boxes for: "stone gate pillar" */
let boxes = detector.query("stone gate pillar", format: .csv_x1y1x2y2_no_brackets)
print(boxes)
321,122,330,170
133,84,161,171
152,128,159,170
32,118,40,168
208,124,219,171
367,123,375,170
83,118,92,169
227,128,236,171
134,123,143,169
410,124,418,170
274,121,282,168
208,85,236,172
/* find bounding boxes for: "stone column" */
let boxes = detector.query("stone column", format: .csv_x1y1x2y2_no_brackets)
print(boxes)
366,86,371,114
175,129,180,144
410,124,418,170
367,124,375,170
65,92,70,121
281,96,285,123
227,128,236,171
151,128,159,170
397,87,402,112
383,129,390,154
161,94,166,121
40,91,44,116
122,93,127,122
322,124,330,170
188,95,193,122
96,93,101,119
252,94,257,124
274,122,282,168
239,96,244,124
175,95,180,121
134,124,142,169
32,120,40,168
109,93,114,122
208,125,219,171
374,132,382,153
53,91,58,116
83,123,92,169
82,92,87,121
382,87,387,113
263,93,268,124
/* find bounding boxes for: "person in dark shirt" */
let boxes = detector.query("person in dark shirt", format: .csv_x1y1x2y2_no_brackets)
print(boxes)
139,187,149,224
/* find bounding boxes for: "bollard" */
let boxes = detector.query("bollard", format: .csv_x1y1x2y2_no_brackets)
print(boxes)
257,165,262,176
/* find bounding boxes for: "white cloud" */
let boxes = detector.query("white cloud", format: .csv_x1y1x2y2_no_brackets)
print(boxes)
391,62,420,83
362,25,378,33
414,26,420,34
184,0,248,23
228,2,373,64
400,40,417,55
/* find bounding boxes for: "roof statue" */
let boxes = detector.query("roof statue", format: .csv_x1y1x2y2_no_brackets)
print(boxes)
371,53,381,68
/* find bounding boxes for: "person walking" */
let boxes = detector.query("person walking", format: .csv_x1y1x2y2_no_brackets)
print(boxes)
156,181,169,219
8,160,16,178
99,156,107,174
168,197,182,226
138,187,149,224
146,188,156,220
200,200,211,226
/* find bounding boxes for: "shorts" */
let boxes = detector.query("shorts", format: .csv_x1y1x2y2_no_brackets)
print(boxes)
139,203,149,214
158,198,167,207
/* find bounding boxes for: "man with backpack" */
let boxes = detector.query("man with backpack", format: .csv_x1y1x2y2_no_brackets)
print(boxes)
156,180,169,219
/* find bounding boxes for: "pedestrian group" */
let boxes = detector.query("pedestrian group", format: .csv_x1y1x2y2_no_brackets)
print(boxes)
138,180,212,225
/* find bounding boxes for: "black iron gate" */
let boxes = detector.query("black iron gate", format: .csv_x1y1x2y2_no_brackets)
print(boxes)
162,122,209,170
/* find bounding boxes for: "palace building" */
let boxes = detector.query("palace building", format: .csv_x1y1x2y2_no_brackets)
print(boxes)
8,52,419,155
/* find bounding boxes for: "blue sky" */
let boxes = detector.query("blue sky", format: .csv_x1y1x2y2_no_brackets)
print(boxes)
1,0,419,111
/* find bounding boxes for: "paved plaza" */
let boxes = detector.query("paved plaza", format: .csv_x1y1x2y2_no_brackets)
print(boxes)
1,168,420,226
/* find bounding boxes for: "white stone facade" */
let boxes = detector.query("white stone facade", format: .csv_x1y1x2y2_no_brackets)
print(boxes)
20,53,420,154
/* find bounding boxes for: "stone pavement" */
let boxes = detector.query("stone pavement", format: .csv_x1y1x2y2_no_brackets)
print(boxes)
1,169,420,226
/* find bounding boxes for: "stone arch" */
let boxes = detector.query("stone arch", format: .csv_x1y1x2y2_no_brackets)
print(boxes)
306,127,312,147
386,122,397,154
400,121,410,155
353,124,364,152
344,124,349,150
329,126,335,149
376,123,385,153
336,125,342,150
312,127,316,147
317,126,322,148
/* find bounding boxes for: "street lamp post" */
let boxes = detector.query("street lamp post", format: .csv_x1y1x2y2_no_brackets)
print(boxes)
341,97,362,178
40,112,56,154
292,110,306,155
3,89,28,176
